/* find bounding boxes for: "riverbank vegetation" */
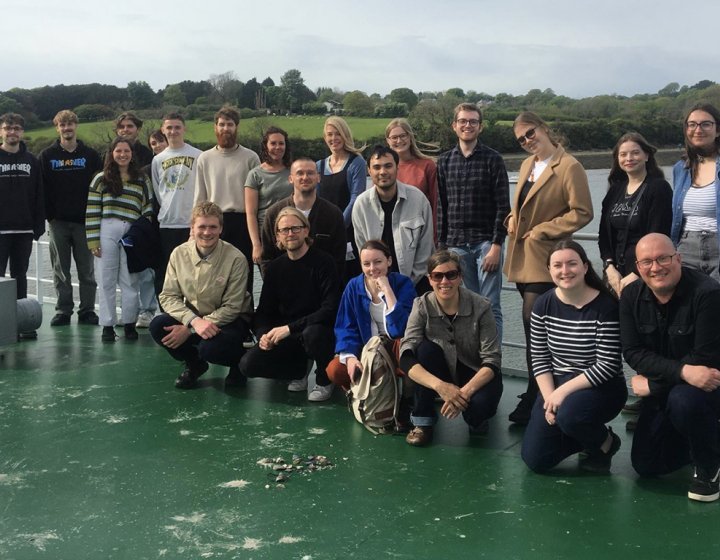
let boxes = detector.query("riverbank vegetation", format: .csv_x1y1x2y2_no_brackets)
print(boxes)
3,69,717,163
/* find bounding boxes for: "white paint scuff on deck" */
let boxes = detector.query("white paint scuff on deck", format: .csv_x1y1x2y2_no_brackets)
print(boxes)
242,537,263,550
20,531,61,551
278,535,303,543
169,411,210,423
218,480,250,489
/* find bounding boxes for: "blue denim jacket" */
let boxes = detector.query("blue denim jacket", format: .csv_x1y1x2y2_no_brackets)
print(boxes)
670,157,720,245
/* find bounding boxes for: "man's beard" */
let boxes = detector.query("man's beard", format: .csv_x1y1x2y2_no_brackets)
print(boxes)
216,131,237,149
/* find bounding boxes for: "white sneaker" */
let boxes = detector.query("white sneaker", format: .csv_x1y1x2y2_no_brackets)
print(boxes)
136,311,154,328
288,375,308,392
308,384,334,402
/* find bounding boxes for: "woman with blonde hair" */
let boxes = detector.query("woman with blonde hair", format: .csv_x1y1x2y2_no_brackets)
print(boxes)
385,118,438,229
504,111,593,424
317,116,367,281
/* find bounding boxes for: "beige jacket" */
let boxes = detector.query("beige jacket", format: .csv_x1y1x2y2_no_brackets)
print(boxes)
503,145,593,283
160,239,253,327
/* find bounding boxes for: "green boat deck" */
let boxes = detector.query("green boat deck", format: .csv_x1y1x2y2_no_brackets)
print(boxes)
0,306,718,559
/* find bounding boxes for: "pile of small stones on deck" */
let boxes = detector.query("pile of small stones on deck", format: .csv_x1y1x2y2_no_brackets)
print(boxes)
257,455,335,489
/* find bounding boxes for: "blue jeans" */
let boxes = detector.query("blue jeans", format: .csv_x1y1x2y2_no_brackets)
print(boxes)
449,242,503,340
137,268,157,314
521,375,627,473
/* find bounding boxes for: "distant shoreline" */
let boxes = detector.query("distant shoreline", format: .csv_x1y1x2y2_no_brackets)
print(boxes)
502,147,683,172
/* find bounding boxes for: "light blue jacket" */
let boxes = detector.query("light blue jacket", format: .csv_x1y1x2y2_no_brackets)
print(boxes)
671,157,720,245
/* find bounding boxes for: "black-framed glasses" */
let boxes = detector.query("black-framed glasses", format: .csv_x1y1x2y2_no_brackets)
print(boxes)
455,118,480,127
276,225,306,235
428,270,460,282
516,127,537,145
686,121,716,131
636,253,676,271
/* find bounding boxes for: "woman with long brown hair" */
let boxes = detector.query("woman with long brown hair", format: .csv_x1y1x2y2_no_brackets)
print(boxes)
671,102,720,281
599,132,672,297
86,137,153,342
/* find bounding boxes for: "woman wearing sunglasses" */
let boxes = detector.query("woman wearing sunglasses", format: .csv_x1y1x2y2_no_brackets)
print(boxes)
400,250,502,446
521,240,626,473
599,132,672,297
504,111,593,425
671,103,720,282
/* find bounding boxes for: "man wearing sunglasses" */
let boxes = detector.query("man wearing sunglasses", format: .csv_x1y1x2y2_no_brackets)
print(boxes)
620,233,720,502
437,103,510,339
352,145,434,295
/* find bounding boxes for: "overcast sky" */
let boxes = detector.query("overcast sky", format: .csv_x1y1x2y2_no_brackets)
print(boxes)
6,0,716,99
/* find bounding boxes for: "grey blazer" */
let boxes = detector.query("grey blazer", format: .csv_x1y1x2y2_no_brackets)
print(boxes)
400,286,501,382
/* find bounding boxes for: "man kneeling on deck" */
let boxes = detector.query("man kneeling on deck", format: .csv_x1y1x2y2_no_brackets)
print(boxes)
620,233,720,502
239,207,341,401
150,202,253,389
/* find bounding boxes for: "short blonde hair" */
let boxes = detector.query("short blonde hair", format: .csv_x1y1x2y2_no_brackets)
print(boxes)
53,110,78,126
191,201,223,227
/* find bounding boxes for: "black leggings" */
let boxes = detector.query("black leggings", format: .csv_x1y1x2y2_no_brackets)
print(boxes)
516,282,554,397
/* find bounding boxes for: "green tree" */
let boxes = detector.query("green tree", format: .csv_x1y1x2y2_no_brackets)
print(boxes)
0,94,24,115
388,87,419,110
127,81,159,109
163,84,187,106
280,69,315,113
209,71,243,104
658,82,680,97
445,87,465,99
374,102,409,118
343,90,374,117
239,78,262,109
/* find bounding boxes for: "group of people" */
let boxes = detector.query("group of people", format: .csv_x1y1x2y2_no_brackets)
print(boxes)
1,100,720,503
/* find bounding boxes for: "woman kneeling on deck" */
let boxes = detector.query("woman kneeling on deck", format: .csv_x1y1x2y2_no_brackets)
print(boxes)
400,250,503,446
521,240,627,473
327,240,416,424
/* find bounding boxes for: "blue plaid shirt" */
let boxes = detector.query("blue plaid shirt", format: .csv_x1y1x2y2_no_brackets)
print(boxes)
437,142,510,247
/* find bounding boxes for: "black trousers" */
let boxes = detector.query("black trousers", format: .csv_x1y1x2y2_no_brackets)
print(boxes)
0,233,33,299
239,324,335,385
149,313,250,368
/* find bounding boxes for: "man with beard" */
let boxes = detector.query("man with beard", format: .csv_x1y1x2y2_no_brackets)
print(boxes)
0,113,44,338
352,145,434,294
195,106,260,291
240,206,341,401
260,157,345,277
39,110,102,326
